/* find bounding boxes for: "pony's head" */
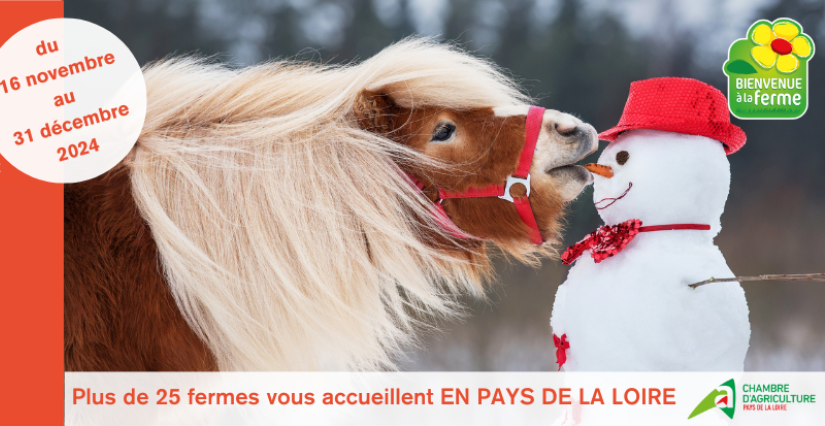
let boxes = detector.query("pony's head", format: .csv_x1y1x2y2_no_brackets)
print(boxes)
132,38,598,371
354,91,596,253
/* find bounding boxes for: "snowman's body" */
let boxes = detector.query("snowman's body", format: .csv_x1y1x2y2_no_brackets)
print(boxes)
551,129,750,371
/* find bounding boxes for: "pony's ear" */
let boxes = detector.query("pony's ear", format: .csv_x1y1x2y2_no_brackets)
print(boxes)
353,89,396,134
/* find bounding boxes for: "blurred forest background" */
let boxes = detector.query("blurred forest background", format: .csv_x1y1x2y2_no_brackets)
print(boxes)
67,0,825,370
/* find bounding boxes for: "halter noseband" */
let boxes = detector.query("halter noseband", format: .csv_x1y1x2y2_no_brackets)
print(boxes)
408,106,546,245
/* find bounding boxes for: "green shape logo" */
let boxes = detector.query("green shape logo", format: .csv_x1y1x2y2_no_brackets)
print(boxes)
723,18,815,119
688,379,736,420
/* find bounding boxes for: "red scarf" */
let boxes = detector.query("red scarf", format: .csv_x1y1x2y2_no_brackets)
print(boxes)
561,219,711,265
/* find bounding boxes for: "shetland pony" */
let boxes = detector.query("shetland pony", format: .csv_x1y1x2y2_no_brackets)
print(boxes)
64,39,597,371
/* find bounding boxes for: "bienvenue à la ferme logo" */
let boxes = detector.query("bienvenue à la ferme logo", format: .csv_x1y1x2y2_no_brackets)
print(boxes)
723,18,815,119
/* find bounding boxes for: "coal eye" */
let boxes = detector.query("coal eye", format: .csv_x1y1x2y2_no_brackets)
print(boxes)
616,150,629,165
431,123,456,142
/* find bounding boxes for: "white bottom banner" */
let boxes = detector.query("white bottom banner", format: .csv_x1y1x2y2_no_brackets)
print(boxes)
65,372,822,425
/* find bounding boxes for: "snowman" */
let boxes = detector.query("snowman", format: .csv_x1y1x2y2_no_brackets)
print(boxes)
550,77,750,371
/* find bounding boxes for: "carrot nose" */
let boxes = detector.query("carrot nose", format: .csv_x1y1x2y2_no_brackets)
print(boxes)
583,163,613,178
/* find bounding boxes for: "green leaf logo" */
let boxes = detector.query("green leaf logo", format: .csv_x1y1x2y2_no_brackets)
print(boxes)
725,59,757,75
688,379,736,420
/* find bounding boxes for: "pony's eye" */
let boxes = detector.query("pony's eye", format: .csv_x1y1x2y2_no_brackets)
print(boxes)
431,123,456,142
616,150,629,165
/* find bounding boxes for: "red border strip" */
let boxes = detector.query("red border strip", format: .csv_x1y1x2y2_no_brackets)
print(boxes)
0,2,64,425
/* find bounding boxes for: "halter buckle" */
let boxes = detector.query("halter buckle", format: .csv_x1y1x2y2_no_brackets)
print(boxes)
499,174,530,203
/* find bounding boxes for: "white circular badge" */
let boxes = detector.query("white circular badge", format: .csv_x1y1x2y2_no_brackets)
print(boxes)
0,18,146,184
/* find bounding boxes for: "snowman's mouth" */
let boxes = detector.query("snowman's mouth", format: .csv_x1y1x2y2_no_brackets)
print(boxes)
595,182,633,210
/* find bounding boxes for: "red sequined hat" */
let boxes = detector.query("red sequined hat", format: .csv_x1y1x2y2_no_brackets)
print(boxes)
598,77,746,155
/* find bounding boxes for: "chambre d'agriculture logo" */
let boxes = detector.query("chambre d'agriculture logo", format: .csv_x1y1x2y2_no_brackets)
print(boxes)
723,18,815,119
688,379,736,420
688,378,817,420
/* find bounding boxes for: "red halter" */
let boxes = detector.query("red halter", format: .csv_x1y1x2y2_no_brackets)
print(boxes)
408,106,546,245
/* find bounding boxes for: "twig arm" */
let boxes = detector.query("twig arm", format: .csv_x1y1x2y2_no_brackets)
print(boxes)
689,273,825,289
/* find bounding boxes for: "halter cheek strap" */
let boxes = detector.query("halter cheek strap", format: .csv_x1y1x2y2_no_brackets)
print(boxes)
408,106,546,245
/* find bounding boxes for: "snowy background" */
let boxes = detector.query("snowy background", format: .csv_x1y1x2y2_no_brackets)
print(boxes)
67,0,825,371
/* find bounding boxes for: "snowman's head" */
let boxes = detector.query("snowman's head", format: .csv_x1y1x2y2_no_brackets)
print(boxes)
587,129,730,235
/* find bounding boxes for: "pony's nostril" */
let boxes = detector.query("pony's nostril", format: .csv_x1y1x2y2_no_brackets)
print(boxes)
555,124,581,138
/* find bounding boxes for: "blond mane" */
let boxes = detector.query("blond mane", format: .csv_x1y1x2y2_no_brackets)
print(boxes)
129,38,533,370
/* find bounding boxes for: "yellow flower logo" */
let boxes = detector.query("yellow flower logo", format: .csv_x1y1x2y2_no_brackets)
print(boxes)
724,17,814,119
751,20,813,73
